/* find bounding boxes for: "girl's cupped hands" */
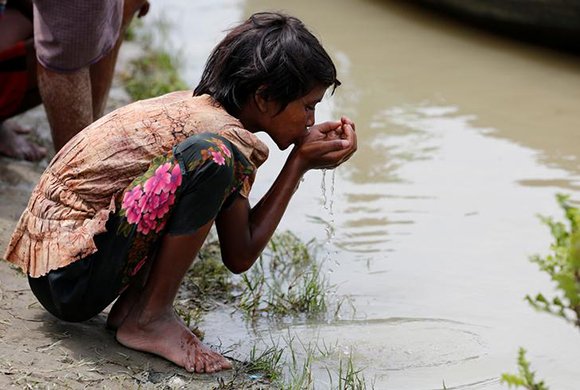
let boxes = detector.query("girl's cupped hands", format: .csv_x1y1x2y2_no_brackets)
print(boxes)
292,117,357,171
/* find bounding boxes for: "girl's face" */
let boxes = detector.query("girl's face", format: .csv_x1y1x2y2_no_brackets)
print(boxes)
259,85,328,150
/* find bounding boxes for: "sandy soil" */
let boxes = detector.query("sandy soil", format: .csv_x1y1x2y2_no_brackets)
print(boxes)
0,43,269,390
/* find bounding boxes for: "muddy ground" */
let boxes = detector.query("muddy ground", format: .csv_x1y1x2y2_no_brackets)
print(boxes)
0,43,270,390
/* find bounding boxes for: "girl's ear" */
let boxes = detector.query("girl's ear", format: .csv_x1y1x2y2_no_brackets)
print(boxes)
253,87,269,114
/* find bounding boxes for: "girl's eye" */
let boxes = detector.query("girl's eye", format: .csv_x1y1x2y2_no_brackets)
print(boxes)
305,105,315,112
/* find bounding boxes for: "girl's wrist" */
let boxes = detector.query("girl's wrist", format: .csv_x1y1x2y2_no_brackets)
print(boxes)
287,147,309,176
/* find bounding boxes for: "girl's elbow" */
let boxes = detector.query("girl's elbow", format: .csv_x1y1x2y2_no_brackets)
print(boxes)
226,262,247,274
223,255,255,274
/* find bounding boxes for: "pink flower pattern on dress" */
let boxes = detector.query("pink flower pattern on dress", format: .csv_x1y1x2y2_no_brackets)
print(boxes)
211,151,225,165
217,141,231,158
123,185,144,224
167,165,182,193
144,163,172,194
121,161,182,235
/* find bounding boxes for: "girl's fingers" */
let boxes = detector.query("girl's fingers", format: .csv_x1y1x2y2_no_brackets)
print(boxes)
320,124,357,166
341,116,356,132
311,139,349,154
311,120,342,134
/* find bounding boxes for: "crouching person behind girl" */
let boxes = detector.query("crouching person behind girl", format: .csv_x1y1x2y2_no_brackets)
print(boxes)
3,12,357,374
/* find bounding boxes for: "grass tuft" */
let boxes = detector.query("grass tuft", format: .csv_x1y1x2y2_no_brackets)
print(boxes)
501,348,548,390
525,194,580,328
237,334,373,390
121,18,188,101
178,230,349,321
236,231,336,319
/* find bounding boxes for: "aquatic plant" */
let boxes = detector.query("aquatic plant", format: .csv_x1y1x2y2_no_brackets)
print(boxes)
181,238,236,305
178,230,347,322
525,194,580,327
500,348,548,390
231,334,372,390
333,358,372,390
236,231,334,319
245,344,286,383
502,194,580,389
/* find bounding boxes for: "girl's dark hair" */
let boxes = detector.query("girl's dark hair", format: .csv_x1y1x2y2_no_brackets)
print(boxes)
194,12,341,115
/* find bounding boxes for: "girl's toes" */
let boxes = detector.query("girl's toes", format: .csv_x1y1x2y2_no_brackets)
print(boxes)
195,360,204,373
220,357,232,370
185,361,195,373
205,363,215,373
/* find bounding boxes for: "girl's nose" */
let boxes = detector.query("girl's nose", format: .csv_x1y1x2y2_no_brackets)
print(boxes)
306,111,315,127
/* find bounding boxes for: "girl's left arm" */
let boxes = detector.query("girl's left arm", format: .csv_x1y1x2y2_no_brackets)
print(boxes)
215,122,356,273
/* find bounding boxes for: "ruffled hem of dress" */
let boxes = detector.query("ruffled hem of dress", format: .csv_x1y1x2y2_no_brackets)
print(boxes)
3,196,117,278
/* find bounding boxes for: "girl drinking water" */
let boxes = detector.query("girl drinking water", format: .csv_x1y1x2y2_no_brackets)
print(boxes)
4,12,357,374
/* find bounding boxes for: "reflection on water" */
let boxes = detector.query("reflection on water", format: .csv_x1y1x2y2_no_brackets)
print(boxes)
151,0,580,387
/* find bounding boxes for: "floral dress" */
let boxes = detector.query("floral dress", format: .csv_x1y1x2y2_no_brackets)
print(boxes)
28,133,255,322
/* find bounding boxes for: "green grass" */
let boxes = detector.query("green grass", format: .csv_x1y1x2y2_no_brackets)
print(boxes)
525,194,580,328
501,348,548,390
236,334,373,390
179,230,347,321
123,19,143,42
121,17,188,101
502,194,580,389
183,238,236,305
123,50,188,101
236,232,335,319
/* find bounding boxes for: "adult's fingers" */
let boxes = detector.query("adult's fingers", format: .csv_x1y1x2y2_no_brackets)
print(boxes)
138,1,150,17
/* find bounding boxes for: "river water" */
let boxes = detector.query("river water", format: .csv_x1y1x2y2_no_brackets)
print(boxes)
149,0,580,388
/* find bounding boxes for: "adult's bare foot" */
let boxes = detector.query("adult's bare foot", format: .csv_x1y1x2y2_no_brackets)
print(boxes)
0,122,46,161
10,124,32,134
116,304,232,373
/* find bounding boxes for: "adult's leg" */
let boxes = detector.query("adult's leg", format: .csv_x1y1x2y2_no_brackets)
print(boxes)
89,40,121,120
90,0,149,120
116,221,233,373
37,65,92,152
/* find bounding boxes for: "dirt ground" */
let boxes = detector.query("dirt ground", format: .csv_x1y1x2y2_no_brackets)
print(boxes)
0,43,269,390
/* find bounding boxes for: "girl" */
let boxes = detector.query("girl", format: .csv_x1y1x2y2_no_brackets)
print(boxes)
4,12,357,374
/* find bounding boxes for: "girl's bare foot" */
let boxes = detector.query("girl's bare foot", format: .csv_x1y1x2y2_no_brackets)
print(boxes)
107,288,136,330
116,303,232,373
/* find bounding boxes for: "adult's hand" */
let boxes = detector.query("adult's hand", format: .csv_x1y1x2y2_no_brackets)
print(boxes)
137,1,150,18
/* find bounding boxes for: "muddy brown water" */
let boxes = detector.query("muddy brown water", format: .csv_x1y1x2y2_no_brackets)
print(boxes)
150,0,580,388
1,0,579,388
